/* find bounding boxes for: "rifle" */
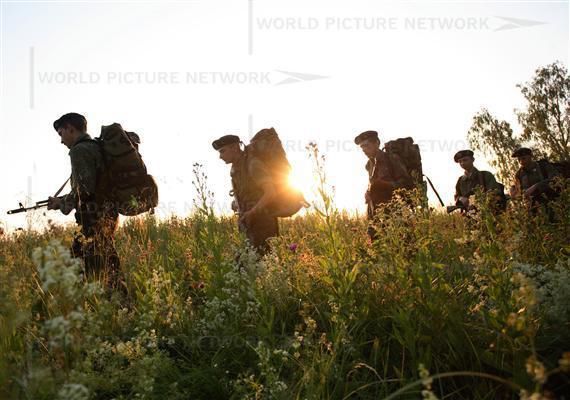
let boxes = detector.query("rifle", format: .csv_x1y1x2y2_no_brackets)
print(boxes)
7,177,70,215
446,198,467,214
8,199,51,214
446,204,465,214
424,175,445,207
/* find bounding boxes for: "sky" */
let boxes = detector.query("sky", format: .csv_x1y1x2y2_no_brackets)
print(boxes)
0,0,568,231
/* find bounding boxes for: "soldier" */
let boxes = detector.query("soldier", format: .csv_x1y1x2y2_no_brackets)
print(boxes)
354,130,413,240
453,149,502,212
46,113,122,290
212,134,278,255
511,147,561,207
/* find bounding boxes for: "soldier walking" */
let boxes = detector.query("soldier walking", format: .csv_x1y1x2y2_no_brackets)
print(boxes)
453,150,503,213
354,130,413,241
511,147,561,209
212,134,278,255
47,113,122,290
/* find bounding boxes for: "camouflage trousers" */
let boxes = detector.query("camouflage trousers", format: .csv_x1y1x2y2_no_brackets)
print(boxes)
72,207,122,290
239,211,279,256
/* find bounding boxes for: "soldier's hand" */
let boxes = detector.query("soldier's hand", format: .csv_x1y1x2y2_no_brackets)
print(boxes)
458,196,470,209
47,196,62,210
524,184,540,198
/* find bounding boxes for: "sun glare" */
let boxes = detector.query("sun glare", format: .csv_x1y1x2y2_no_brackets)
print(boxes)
288,167,314,200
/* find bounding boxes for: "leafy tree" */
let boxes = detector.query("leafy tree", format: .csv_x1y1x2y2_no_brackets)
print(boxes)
517,62,570,162
468,61,570,185
468,109,521,184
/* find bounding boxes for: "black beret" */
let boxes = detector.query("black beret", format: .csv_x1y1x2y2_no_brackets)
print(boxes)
212,134,240,150
53,112,87,131
354,130,379,145
511,147,532,158
454,149,474,162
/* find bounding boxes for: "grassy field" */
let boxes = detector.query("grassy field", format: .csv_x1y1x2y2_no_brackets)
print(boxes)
1,166,570,399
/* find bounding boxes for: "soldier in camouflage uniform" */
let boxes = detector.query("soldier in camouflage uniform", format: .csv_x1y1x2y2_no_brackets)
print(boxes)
213,134,278,255
47,113,122,289
453,150,502,212
511,147,561,208
355,130,413,241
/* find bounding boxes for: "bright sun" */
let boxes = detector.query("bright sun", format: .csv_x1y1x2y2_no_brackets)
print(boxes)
288,167,314,201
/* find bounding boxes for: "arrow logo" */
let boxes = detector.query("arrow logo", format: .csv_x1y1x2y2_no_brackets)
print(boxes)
494,16,547,32
274,70,329,85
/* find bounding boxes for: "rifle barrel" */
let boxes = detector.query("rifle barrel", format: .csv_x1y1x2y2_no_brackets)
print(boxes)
7,202,48,215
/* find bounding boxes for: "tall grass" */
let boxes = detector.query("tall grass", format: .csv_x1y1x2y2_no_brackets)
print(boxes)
1,155,569,399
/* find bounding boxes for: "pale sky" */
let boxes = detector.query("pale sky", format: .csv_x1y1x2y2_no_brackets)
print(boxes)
1,0,568,231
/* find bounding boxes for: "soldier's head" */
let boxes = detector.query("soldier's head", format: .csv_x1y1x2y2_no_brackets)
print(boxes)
212,135,242,164
53,113,87,149
511,147,533,169
355,130,380,158
454,150,475,171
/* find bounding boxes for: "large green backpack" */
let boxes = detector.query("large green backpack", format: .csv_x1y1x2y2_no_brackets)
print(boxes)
245,128,306,217
97,123,159,216
383,137,423,185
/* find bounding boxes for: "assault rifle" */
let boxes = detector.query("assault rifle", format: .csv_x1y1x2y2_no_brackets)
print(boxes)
446,204,465,214
7,177,70,215
8,199,51,214
446,199,467,214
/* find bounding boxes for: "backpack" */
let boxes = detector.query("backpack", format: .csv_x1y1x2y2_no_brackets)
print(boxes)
96,123,159,216
244,128,305,217
383,137,423,185
537,159,570,179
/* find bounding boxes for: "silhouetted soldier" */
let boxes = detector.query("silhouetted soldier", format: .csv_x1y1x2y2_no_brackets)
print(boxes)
452,150,503,213
355,130,412,241
47,113,122,290
213,134,278,255
511,147,561,209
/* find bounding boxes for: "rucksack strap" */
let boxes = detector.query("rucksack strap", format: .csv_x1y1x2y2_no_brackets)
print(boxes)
54,176,71,197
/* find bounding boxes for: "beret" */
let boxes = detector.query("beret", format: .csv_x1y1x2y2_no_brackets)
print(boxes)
511,147,532,158
53,112,87,131
354,130,379,145
454,149,474,162
212,134,240,150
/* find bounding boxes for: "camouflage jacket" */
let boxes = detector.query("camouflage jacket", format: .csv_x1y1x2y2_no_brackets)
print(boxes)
365,150,412,206
231,154,274,212
60,133,104,215
515,161,561,192
454,168,500,201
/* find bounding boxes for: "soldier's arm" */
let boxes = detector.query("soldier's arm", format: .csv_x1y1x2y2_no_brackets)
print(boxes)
59,192,77,215
251,182,277,216
69,145,99,200
527,163,561,196
47,192,75,214
248,159,276,214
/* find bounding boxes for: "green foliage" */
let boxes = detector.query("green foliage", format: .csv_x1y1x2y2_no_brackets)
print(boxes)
0,149,569,399
468,108,521,184
517,62,570,162
468,61,570,185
